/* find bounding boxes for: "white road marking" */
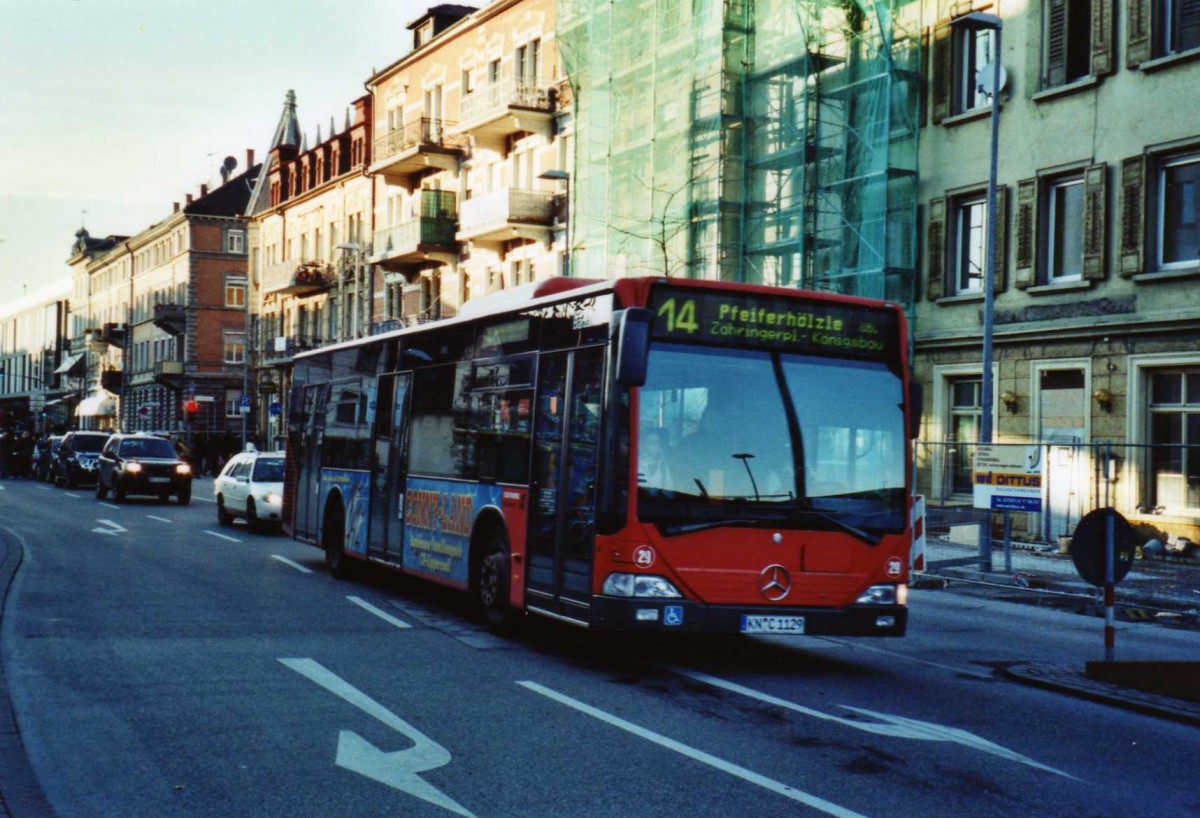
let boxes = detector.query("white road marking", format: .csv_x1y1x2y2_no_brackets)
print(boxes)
518,681,868,818
270,555,313,574
193,495,216,503
0,485,6,491
146,515,173,523
65,492,81,498
280,658,475,818
347,596,412,629
203,530,242,543
674,669,1076,780
90,519,128,536
815,636,993,680
36,485,51,491
98,502,121,510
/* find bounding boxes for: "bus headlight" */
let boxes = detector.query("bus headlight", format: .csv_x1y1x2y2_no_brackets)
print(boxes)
602,573,682,598
856,584,907,605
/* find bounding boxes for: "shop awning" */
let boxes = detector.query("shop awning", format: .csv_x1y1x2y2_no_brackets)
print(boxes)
76,391,116,417
53,353,85,377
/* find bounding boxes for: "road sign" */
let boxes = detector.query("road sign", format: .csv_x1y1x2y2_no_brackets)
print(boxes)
240,395,251,414
1071,507,1137,587
269,401,283,416
972,444,1043,512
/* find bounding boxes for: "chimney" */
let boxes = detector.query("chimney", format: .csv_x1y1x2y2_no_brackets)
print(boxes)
186,194,194,205
200,184,209,197
246,148,255,168
173,202,180,213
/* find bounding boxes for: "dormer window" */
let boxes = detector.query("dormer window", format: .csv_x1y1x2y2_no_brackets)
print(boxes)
415,21,434,48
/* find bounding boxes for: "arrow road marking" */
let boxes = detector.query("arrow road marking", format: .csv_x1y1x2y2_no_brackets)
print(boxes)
279,658,475,818
674,669,1076,780
519,681,867,818
347,596,412,629
91,519,128,536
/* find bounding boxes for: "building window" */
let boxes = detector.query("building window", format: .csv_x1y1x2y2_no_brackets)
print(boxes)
1046,176,1085,281
952,195,988,294
225,389,243,419
1147,370,1200,511
947,377,982,497
225,277,247,308
224,332,245,364
1160,0,1200,55
1157,152,1200,269
1042,0,1092,87
226,229,245,254
953,26,995,115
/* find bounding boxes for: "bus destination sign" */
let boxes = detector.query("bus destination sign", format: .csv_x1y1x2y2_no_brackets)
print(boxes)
648,287,897,360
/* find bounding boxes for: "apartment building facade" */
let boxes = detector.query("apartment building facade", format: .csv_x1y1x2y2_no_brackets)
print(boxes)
68,161,260,438
915,0,1200,540
367,0,569,322
0,278,72,434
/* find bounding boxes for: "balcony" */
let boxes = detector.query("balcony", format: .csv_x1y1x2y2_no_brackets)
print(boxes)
456,79,554,140
457,189,554,244
370,118,467,189
261,260,333,296
153,304,186,336
372,191,458,275
154,359,184,391
262,335,323,365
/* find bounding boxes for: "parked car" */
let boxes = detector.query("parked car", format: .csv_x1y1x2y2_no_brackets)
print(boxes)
95,433,193,504
53,431,112,488
35,435,64,482
214,449,285,530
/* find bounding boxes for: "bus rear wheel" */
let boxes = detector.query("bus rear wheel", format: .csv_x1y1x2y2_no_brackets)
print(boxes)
478,532,514,633
324,503,349,580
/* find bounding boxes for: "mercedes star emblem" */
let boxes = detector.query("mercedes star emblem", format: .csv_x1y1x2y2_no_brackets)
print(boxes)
759,564,791,601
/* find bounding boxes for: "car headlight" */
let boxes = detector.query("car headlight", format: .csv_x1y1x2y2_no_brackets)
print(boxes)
176,463,192,475
125,462,143,473
602,573,682,598
262,492,282,505
856,584,907,605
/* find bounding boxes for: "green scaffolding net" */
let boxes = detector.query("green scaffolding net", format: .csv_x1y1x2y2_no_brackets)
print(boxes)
559,0,920,307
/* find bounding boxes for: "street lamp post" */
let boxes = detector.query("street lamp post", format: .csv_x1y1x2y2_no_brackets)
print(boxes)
539,169,570,276
953,11,1003,445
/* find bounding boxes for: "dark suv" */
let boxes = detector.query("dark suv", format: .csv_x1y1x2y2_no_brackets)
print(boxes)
53,431,112,488
96,433,193,504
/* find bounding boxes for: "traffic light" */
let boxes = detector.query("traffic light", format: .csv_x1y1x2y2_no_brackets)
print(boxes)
184,400,199,421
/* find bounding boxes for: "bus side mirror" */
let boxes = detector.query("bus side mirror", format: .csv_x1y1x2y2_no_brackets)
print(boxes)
908,382,924,440
614,308,653,387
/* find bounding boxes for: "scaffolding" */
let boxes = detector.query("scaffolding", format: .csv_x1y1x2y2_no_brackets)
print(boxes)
558,0,921,308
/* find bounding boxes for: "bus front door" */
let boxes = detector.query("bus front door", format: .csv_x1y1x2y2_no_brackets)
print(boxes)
526,347,605,622
368,372,411,562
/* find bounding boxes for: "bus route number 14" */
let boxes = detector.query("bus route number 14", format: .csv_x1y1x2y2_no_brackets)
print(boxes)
656,297,700,335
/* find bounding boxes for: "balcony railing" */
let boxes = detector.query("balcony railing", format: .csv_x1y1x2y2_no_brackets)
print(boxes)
261,335,324,363
457,188,554,242
458,79,554,137
373,191,458,269
261,260,333,296
152,304,186,336
372,118,467,183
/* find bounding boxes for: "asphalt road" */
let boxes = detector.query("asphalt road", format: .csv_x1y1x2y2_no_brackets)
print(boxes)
2,476,1199,818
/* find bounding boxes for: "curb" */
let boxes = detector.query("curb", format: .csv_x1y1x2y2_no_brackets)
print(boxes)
0,528,55,818
1002,662,1200,727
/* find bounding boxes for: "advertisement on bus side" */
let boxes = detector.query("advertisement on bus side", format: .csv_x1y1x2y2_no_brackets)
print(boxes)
403,477,504,588
319,468,371,558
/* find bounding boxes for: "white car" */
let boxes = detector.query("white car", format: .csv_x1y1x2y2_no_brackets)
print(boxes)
214,449,285,531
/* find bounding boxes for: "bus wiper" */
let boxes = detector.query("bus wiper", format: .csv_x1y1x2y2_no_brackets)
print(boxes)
661,518,757,536
795,508,880,546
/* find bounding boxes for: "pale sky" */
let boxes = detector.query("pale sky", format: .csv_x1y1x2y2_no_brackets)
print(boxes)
0,0,430,298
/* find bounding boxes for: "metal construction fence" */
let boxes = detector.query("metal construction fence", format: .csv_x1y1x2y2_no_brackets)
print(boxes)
914,440,1200,615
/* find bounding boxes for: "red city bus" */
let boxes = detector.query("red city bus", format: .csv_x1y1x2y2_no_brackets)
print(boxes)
284,276,919,636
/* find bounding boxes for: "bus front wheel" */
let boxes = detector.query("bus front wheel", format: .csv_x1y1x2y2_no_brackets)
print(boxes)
478,532,514,632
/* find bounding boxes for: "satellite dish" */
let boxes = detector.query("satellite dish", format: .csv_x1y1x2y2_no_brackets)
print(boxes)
976,61,1008,98
219,155,237,183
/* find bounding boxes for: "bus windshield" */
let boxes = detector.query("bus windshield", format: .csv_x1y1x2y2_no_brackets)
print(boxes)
637,343,906,536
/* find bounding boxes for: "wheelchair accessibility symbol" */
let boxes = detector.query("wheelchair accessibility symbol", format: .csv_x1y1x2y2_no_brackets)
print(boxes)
664,605,684,626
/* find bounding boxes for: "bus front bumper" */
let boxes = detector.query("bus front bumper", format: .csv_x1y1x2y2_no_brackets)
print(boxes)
590,596,907,636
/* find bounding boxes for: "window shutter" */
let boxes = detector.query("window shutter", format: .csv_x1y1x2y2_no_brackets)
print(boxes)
1045,0,1069,86
1127,0,1153,67
926,197,947,300
1182,0,1200,49
931,23,952,124
1119,157,1145,277
1015,178,1038,289
992,184,1008,293
1082,163,1107,281
1091,0,1114,76
920,27,931,127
